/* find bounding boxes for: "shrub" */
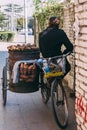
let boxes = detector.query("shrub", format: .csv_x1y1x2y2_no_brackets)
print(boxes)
0,31,15,42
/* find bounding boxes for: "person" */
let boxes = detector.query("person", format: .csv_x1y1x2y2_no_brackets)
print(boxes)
39,16,73,77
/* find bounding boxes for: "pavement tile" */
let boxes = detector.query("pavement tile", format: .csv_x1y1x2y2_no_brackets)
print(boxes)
0,88,77,130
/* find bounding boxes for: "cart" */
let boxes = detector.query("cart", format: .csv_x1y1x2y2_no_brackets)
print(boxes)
2,48,40,106
2,48,69,128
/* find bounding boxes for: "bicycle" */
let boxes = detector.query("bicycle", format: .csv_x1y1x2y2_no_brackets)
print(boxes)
38,52,70,129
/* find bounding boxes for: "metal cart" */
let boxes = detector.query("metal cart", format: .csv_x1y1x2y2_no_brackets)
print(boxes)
2,49,40,106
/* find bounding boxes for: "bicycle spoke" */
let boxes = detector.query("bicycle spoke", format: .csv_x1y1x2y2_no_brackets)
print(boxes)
51,79,68,128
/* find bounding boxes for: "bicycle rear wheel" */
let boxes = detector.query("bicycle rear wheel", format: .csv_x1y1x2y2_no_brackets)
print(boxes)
40,71,50,104
51,79,68,128
41,83,50,104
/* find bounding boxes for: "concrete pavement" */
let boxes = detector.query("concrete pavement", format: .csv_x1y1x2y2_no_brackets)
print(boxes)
0,87,77,130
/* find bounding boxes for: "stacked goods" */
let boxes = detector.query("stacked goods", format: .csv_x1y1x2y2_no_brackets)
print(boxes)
7,43,37,51
7,43,40,72
19,63,37,82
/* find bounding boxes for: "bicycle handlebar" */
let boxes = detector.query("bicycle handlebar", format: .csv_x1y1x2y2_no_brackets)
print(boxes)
40,52,71,61
36,52,71,68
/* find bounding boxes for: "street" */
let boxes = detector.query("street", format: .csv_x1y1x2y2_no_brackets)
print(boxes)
0,33,34,51
13,33,34,44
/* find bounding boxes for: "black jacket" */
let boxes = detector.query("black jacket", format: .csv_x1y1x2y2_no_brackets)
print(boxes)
39,25,73,58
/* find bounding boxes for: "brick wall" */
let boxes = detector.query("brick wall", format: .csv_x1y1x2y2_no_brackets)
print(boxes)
75,0,87,130
63,4,75,91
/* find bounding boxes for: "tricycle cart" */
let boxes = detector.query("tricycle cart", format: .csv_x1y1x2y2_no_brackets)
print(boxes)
2,45,40,106
2,45,69,128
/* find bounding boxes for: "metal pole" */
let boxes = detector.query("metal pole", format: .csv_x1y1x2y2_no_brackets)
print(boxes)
24,0,28,43
11,0,14,31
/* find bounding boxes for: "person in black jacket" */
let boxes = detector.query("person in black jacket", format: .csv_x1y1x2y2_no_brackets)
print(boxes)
39,16,73,77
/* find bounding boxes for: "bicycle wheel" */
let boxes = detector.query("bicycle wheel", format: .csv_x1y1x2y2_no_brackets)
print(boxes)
41,83,50,104
51,78,68,128
2,66,7,106
40,71,50,104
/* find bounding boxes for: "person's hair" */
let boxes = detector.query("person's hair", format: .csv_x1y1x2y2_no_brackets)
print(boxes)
49,16,60,26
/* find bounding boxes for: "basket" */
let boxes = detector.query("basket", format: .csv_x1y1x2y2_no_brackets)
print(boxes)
9,78,39,93
8,48,40,72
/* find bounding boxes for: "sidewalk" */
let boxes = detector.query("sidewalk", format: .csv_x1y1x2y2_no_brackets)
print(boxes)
0,87,77,130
